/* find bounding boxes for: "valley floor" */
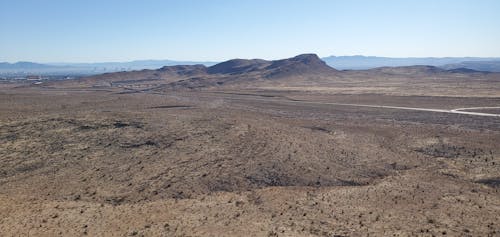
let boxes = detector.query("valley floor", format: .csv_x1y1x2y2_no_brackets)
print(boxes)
1,86,499,236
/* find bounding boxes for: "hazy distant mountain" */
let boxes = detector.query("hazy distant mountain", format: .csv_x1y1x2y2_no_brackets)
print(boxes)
0,60,216,76
441,61,500,72
4,56,500,76
0,62,55,70
322,55,500,70
54,60,217,70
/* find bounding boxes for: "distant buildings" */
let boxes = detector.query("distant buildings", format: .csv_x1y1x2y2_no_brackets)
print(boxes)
26,75,42,80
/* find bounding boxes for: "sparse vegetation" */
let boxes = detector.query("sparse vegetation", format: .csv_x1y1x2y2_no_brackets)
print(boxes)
1,57,500,236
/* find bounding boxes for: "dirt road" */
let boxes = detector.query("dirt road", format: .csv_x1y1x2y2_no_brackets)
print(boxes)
187,91,500,117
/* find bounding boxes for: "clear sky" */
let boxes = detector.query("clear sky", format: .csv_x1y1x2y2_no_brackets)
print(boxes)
1,0,499,62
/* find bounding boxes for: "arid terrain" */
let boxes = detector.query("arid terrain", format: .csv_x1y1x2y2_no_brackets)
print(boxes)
1,55,500,236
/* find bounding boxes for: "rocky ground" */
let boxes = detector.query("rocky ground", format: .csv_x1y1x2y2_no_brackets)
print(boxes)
1,86,499,236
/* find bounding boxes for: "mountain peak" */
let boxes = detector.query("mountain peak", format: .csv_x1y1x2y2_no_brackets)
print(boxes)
264,54,337,77
204,54,336,77
207,59,268,74
290,53,322,63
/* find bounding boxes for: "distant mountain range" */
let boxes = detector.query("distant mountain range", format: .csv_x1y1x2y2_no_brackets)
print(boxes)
0,60,217,76
0,61,56,70
2,56,500,76
49,60,217,70
440,61,500,72
53,54,499,90
322,56,500,71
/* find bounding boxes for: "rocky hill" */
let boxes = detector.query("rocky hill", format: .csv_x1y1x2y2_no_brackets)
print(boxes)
46,54,499,91
51,54,339,88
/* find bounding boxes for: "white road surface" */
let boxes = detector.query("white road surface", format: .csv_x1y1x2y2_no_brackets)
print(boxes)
300,102,500,117
217,94,500,118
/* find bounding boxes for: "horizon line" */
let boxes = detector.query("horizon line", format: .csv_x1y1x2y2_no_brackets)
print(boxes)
2,54,500,64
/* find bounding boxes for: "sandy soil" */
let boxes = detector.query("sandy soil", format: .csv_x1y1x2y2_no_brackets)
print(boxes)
1,85,499,236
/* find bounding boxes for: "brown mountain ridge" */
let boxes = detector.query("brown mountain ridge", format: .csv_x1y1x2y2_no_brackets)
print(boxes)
47,53,497,91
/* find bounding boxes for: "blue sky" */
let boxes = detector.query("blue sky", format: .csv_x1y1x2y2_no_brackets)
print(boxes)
1,0,499,62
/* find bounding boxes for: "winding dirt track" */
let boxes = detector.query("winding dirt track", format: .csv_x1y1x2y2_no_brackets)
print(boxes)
193,91,500,117
27,87,500,117
295,102,500,117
